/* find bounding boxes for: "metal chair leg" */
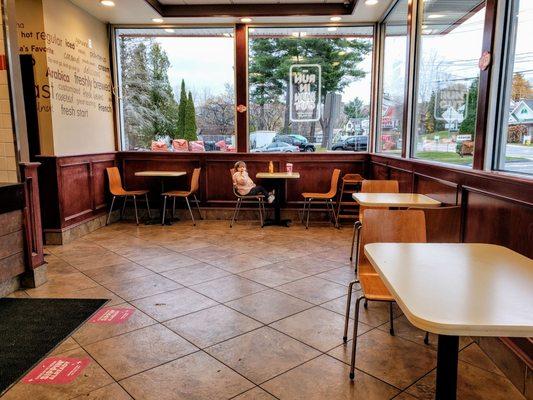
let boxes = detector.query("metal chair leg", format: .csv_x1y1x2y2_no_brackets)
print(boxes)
172,197,176,218
161,195,168,225
349,295,365,380
389,302,395,336
120,195,127,220
258,198,263,227
145,193,152,218
343,280,358,342
106,196,116,225
330,199,339,228
230,198,241,228
185,196,195,226
306,198,312,229
351,222,362,273
133,195,139,225
300,198,307,224
193,194,203,219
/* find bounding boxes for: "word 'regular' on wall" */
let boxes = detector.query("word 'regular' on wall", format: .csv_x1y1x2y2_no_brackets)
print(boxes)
15,0,115,155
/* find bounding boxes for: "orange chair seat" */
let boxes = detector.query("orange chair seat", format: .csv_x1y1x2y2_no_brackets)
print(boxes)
112,189,149,196
162,190,192,197
359,273,393,301
302,192,334,199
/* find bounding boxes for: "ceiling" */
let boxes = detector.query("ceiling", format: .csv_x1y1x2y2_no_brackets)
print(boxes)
70,0,394,24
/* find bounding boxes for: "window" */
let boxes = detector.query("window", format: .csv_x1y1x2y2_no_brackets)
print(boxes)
115,28,235,152
495,0,533,175
412,1,486,166
248,26,374,152
378,0,408,154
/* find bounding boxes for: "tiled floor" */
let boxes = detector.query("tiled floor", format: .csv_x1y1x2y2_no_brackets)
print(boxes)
3,220,526,400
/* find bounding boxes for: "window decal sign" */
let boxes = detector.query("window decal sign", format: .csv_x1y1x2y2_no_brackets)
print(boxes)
289,64,321,122
23,357,90,385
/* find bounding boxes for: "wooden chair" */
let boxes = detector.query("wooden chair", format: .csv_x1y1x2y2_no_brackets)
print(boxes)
161,168,203,226
301,168,341,229
106,167,151,225
343,209,429,380
229,168,266,228
350,179,399,265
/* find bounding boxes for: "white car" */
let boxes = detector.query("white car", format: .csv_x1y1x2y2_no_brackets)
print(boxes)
251,142,300,153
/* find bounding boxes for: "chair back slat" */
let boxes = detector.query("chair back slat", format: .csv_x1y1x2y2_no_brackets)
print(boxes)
359,180,400,222
190,168,201,193
327,168,342,197
358,209,427,268
106,167,124,196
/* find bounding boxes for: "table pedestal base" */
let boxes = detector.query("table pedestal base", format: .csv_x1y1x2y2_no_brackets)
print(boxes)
436,334,459,400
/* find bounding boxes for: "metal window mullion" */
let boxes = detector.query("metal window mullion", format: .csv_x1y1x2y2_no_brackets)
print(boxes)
406,0,421,159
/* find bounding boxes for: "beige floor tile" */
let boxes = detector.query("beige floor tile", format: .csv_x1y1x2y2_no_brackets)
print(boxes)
226,289,313,324
232,387,277,400
181,245,243,262
261,354,399,400
274,255,344,275
207,253,272,273
161,262,231,286
25,273,99,297
132,252,202,273
276,276,347,305
5,290,30,298
73,304,157,345
71,382,133,399
164,304,262,348
120,351,254,400
253,246,309,263
131,288,218,322
191,275,268,302
315,266,358,286
50,337,80,356
162,237,217,252
206,326,320,384
1,348,113,400
391,392,418,399
459,343,505,377
103,274,182,301
270,307,372,352
329,329,436,390
61,253,132,272
406,361,525,400
83,263,155,285
322,295,402,327
85,324,198,380
238,264,309,287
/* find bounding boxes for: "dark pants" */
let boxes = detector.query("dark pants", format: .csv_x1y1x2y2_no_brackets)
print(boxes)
248,186,269,197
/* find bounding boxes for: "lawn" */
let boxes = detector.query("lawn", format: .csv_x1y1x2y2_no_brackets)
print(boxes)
415,151,528,165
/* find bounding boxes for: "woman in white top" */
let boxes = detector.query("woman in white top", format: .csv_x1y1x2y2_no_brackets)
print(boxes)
233,161,275,203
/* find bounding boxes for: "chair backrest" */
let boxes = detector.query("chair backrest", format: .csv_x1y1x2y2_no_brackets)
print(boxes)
359,179,400,222
106,167,124,196
358,209,427,269
190,168,201,193
327,168,342,197
361,180,399,193
342,173,364,183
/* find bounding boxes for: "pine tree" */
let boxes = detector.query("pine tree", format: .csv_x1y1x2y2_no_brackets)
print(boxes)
184,91,197,141
459,78,479,135
344,98,365,119
177,80,188,138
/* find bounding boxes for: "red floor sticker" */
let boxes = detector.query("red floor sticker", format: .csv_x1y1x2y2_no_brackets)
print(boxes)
89,307,134,324
23,357,90,384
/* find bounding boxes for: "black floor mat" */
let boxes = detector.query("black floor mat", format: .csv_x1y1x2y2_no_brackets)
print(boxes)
0,297,107,395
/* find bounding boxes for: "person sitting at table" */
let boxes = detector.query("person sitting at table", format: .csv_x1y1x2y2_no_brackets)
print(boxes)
233,161,275,203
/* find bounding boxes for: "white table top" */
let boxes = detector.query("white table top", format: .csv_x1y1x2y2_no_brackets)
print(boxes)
364,243,533,337
134,171,187,177
353,193,441,208
256,172,301,179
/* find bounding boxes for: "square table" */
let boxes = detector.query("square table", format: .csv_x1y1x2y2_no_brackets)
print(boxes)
352,193,442,208
364,243,533,400
256,172,300,227
134,170,187,224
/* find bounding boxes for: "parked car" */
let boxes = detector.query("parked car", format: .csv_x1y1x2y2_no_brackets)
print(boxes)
331,135,368,151
249,130,277,150
251,142,300,153
273,134,315,152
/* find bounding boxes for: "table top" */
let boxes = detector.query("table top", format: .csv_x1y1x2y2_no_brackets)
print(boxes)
134,171,187,177
256,172,301,179
364,243,533,337
353,193,441,208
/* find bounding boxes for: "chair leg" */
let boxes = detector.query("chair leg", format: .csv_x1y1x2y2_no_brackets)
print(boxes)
133,195,139,225
389,302,395,336
330,199,339,228
185,196,195,226
161,196,168,225
172,197,176,219
349,295,366,380
258,198,263,227
343,280,358,342
306,198,312,229
120,195,127,220
300,198,307,224
145,193,152,219
106,196,116,226
193,194,203,219
424,331,430,345
352,222,362,273
230,198,240,228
